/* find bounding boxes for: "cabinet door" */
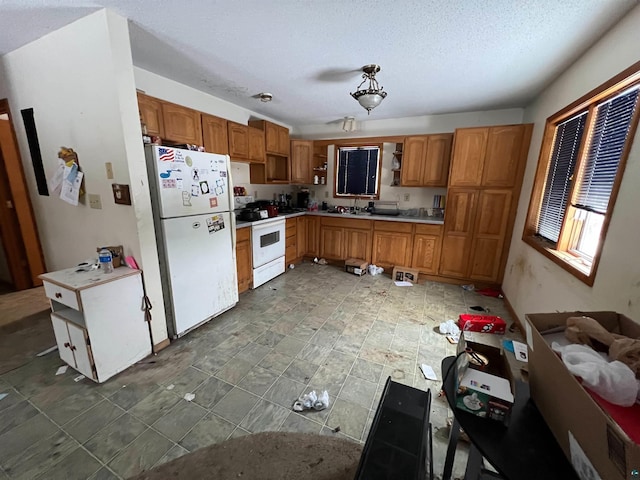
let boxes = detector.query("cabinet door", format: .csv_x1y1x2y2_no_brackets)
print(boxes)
307,217,319,257
248,126,265,163
297,216,308,259
320,226,344,260
202,114,229,155
412,234,442,274
236,239,252,293
51,315,75,368
422,134,453,186
401,136,428,186
137,93,164,138
227,122,249,160
482,125,526,187
66,321,95,380
278,126,290,155
291,140,313,184
372,231,413,268
449,128,488,187
265,122,280,154
439,189,478,278
161,103,202,145
468,190,513,283
344,228,372,263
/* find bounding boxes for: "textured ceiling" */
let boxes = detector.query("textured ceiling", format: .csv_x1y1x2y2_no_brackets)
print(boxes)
0,1,637,127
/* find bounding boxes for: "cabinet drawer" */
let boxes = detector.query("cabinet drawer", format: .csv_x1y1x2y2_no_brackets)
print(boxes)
321,217,371,230
286,235,297,248
286,222,296,238
374,221,413,233
415,224,443,236
236,227,251,243
43,281,80,311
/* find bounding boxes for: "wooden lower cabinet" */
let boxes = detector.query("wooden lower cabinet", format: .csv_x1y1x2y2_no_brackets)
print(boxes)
285,218,297,265
344,228,372,262
411,224,443,275
439,189,478,278
236,227,252,293
319,217,372,261
371,222,414,269
307,216,319,257
296,216,308,259
320,225,344,260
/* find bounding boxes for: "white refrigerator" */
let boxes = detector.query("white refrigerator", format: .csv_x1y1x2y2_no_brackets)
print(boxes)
145,145,238,338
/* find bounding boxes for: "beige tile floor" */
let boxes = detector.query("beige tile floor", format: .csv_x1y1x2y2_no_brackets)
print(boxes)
0,262,516,479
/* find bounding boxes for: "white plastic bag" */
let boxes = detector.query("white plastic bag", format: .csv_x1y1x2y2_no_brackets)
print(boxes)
368,264,384,275
552,342,638,406
439,319,460,336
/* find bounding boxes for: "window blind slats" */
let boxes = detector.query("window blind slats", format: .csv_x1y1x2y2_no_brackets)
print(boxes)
572,87,640,214
337,147,379,196
537,113,587,243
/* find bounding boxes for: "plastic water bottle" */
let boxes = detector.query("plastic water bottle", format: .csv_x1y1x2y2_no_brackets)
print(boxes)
98,248,113,274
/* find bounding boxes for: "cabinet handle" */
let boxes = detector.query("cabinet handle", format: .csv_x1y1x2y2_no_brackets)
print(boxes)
64,342,70,348
70,345,77,351
55,292,62,299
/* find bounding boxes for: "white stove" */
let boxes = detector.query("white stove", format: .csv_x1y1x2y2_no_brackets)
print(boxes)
251,216,285,288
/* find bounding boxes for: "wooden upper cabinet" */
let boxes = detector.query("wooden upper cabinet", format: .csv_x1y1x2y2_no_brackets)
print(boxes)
137,93,164,138
401,134,452,187
248,126,265,163
227,122,249,161
449,128,488,187
290,140,313,184
201,114,228,155
251,120,289,156
277,127,290,155
161,103,202,145
482,125,528,187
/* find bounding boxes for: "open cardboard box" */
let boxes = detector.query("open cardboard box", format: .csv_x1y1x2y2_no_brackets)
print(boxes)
526,311,640,480
454,331,514,424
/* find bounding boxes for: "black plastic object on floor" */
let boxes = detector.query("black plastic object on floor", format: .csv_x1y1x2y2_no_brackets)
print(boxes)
355,377,433,480
470,305,487,312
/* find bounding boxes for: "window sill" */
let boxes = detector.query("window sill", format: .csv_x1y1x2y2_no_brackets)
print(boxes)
522,235,595,286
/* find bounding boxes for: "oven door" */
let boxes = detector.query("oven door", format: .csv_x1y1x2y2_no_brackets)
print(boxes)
251,218,285,268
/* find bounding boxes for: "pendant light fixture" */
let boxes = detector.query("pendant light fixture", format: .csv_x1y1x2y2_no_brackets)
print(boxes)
350,64,387,114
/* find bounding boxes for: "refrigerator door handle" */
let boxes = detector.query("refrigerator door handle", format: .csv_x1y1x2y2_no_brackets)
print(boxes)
225,154,237,256
230,214,237,257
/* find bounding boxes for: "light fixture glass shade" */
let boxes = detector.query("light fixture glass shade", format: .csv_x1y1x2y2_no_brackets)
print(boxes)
342,116,357,132
350,64,387,114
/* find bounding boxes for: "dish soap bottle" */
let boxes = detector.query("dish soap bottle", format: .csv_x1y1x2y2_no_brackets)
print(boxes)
98,248,113,274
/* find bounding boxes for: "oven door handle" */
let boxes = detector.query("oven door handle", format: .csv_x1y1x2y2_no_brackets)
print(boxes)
252,219,285,234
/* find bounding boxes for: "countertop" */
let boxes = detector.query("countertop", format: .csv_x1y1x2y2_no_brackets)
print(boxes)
235,210,444,228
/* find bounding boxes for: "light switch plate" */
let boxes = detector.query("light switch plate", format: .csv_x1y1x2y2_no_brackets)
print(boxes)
112,184,132,205
105,162,114,179
88,194,102,209
404,193,410,202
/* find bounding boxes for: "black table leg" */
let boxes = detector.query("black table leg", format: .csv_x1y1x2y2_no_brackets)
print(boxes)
464,443,484,480
442,416,461,480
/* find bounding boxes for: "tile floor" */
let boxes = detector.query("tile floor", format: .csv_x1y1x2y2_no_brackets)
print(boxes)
0,262,517,479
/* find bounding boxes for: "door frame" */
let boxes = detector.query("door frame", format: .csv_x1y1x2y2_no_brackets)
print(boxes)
0,99,46,289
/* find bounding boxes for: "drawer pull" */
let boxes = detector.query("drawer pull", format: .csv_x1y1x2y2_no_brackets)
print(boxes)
64,342,70,348
55,292,62,299
70,345,77,351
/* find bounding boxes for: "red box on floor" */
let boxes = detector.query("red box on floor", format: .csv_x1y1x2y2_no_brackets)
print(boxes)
458,314,506,334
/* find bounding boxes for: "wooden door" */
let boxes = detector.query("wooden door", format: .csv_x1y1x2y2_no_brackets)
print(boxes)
320,226,344,260
344,228,372,263
482,125,526,187
439,189,478,278
401,136,427,186
372,231,413,269
422,134,453,186
227,122,249,160
161,103,202,145
448,128,488,187
291,140,313,184
412,234,442,274
468,190,513,283
202,114,228,155
297,216,308,259
248,126,265,163
51,315,75,367
264,122,280,154
66,321,96,380
236,230,252,293
137,93,164,137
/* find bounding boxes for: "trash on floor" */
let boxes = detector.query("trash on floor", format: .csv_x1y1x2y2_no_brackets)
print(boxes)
289,264,295,269
512,341,528,362
439,319,460,336
475,287,504,298
461,284,475,291
55,365,68,376
502,339,514,353
313,257,328,265
73,374,85,382
166,384,175,390
420,364,438,380
394,280,413,287
37,345,58,357
470,305,489,312
292,390,329,412
333,426,341,433
446,334,460,344
184,393,196,402
0,393,8,402
368,264,384,275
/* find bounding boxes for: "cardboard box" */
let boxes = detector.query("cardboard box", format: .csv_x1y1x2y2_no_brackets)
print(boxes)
526,311,640,480
454,330,514,423
392,266,419,284
458,314,507,334
345,258,368,276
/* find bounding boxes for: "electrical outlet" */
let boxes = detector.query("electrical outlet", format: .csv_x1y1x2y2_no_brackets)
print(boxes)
325,191,329,198
88,194,102,209
254,190,258,198
105,162,114,179
404,193,410,202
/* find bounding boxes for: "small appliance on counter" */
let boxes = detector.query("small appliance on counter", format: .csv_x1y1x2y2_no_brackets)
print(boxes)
371,201,400,216
248,200,278,218
297,190,310,209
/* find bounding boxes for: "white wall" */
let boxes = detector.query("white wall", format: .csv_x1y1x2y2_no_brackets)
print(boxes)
503,4,640,321
0,10,169,344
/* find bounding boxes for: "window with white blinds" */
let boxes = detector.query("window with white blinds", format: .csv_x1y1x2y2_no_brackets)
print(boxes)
336,146,381,197
524,61,640,285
